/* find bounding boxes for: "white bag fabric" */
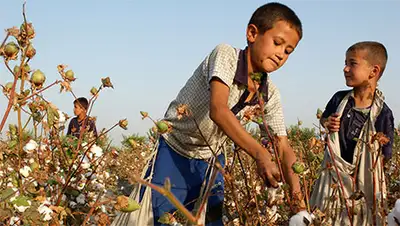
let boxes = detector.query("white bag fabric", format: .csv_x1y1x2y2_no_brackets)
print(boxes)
310,90,387,225
111,140,159,226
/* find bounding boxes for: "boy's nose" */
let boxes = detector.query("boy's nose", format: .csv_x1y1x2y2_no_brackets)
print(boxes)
343,66,350,73
276,52,283,61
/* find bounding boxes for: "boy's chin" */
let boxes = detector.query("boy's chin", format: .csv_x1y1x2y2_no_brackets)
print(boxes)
263,65,280,73
256,61,280,73
345,83,364,89
345,80,356,87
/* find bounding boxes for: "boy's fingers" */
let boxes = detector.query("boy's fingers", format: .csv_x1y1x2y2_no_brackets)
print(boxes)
263,170,278,188
330,126,339,132
329,116,340,122
332,124,340,129
266,173,278,188
327,120,340,127
273,170,281,182
327,124,340,132
328,124,338,128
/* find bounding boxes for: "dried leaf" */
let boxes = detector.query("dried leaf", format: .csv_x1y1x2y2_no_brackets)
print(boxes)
101,77,113,88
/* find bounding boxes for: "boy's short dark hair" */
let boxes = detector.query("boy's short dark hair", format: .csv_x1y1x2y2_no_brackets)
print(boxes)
347,41,388,77
74,97,89,110
248,2,303,39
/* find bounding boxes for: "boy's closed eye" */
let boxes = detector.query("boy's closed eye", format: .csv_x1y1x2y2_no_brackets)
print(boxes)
274,40,282,46
285,47,294,55
273,37,295,55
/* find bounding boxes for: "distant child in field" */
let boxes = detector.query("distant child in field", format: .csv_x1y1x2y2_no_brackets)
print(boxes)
310,41,394,225
67,97,98,139
112,2,311,226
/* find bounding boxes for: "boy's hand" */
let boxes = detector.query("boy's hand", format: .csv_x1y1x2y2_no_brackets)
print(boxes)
324,113,341,132
255,151,281,188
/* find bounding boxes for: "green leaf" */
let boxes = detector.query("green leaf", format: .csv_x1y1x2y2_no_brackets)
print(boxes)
46,104,59,127
250,72,263,83
0,188,15,200
65,187,80,197
120,198,141,212
11,196,30,206
8,140,18,149
47,179,58,185
65,148,73,158
158,212,173,224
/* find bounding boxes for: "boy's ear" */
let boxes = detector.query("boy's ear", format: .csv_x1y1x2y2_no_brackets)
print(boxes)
370,65,381,79
246,24,259,44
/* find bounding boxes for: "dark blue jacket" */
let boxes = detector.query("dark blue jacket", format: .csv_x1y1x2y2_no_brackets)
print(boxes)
322,90,394,163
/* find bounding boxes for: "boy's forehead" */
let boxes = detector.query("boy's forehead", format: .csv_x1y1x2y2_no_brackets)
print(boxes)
346,49,368,60
267,21,300,46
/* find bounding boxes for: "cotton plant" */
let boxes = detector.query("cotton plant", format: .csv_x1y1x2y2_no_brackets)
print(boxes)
0,5,130,225
1,3,400,226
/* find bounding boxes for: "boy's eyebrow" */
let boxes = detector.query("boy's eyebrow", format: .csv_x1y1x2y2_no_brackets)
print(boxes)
345,57,358,62
274,36,285,42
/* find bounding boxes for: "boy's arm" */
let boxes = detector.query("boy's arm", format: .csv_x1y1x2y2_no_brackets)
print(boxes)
209,78,281,187
259,82,304,211
320,92,341,130
276,136,306,212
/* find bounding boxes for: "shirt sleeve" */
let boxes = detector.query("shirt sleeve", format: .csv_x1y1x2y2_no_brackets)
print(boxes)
381,108,394,159
66,118,74,135
321,91,350,119
260,80,287,136
205,44,237,88
321,93,340,119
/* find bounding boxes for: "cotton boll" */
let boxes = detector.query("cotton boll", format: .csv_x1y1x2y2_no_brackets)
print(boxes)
24,139,38,152
289,210,313,226
90,145,103,158
19,166,31,177
57,110,66,123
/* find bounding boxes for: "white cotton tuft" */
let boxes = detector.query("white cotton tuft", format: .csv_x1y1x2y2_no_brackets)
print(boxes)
289,210,313,226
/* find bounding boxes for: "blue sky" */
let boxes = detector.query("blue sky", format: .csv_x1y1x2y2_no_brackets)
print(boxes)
1,1,399,143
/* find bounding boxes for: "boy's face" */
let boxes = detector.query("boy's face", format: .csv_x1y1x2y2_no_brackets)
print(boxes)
343,50,375,87
73,103,86,117
246,20,300,73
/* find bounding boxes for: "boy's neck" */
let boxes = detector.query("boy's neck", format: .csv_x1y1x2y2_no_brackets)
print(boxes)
353,82,376,108
246,48,255,75
77,113,87,121
245,48,258,93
